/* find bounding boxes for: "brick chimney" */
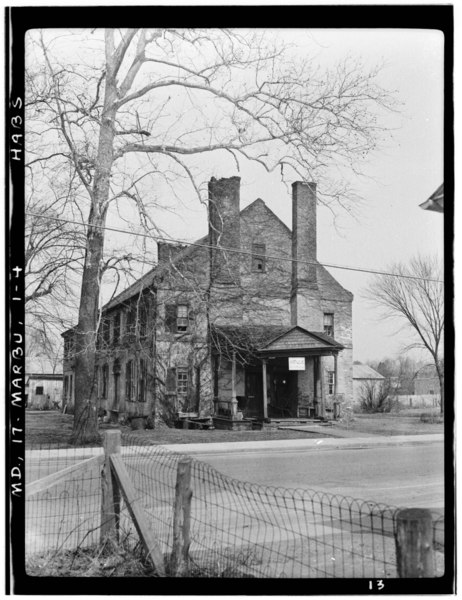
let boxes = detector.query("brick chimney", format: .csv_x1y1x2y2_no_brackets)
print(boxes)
208,176,241,285
291,181,321,329
157,242,187,265
208,176,242,324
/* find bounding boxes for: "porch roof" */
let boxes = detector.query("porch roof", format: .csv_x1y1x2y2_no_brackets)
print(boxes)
258,325,344,356
212,325,343,362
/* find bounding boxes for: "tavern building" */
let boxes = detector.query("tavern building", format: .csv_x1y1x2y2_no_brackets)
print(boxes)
62,177,353,427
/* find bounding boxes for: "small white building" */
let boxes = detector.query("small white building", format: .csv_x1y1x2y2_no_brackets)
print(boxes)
352,363,385,405
26,373,63,410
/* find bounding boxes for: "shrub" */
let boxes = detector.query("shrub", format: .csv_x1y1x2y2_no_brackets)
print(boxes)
420,412,444,424
359,380,398,413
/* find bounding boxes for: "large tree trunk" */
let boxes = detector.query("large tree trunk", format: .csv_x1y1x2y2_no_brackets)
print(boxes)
70,78,117,442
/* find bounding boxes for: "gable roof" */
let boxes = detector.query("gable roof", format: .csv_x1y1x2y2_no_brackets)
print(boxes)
353,363,385,380
259,325,344,354
102,196,352,311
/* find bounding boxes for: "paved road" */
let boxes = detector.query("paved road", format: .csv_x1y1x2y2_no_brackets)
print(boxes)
191,442,444,509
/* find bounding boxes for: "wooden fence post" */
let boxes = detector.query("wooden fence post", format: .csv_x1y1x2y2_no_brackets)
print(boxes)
100,430,121,544
395,508,434,577
170,458,193,576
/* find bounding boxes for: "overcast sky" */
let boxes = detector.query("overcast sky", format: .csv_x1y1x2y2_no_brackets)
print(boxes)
118,28,444,364
26,26,445,364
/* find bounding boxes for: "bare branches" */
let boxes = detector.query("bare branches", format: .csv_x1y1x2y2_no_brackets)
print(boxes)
364,255,444,412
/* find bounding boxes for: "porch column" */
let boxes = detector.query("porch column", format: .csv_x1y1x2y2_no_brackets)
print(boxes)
333,354,338,396
262,359,268,420
319,356,326,419
231,351,238,417
333,353,339,419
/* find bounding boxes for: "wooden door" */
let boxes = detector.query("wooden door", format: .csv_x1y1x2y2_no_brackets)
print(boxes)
245,371,263,417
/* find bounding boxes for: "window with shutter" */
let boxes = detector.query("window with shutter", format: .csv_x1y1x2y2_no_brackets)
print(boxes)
165,305,177,332
166,367,177,393
139,359,147,402
102,364,109,398
125,360,136,401
113,312,120,344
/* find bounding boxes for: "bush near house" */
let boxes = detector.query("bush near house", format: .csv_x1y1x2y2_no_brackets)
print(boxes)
359,380,398,414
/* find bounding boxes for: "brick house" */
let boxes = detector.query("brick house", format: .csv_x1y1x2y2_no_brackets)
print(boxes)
62,177,353,425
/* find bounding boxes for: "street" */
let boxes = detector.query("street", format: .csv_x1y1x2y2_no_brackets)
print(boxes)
191,441,444,509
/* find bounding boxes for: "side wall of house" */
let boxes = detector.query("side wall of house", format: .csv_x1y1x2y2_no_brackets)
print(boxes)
154,244,213,420
239,200,292,326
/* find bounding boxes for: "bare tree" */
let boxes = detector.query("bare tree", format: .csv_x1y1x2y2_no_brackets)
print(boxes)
26,28,397,442
365,255,444,413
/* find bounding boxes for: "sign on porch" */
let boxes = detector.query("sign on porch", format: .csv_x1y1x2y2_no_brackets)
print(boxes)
288,357,305,371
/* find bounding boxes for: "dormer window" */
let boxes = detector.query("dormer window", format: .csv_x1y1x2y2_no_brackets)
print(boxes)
252,243,266,273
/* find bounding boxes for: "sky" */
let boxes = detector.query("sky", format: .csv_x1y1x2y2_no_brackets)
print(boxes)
24,25,446,365
107,28,444,364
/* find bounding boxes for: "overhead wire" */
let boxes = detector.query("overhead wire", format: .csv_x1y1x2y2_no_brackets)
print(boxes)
25,211,444,284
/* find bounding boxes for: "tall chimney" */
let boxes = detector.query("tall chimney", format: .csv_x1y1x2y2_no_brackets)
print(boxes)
292,181,318,291
208,176,242,325
291,182,321,329
208,176,241,285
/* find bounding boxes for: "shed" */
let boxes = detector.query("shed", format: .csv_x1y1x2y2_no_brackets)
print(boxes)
352,363,384,404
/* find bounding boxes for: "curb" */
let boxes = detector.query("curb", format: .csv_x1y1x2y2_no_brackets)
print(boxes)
161,434,443,456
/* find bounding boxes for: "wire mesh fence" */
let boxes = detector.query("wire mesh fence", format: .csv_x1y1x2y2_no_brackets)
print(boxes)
25,445,104,556
25,430,445,578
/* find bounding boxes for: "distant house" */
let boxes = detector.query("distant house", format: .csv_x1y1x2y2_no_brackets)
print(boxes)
419,183,444,213
352,363,385,404
26,373,63,410
414,365,441,396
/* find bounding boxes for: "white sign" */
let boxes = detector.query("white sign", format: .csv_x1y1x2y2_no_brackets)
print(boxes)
289,357,305,371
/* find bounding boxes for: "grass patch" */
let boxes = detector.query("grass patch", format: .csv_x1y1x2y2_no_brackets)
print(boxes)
26,536,156,577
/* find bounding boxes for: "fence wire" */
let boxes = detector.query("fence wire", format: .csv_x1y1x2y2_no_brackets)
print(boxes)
25,430,445,578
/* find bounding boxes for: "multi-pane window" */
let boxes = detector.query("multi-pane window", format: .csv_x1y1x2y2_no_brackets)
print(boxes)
35,386,44,395
323,313,334,337
327,371,335,395
177,369,189,395
176,304,189,332
165,304,190,333
252,243,266,273
125,360,135,401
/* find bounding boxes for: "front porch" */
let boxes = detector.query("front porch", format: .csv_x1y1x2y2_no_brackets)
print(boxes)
211,326,345,429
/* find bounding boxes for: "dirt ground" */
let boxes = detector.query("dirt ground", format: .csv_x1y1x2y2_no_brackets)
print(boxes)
25,408,443,448
25,411,327,448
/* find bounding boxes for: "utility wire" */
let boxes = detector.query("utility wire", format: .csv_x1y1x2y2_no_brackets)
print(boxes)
25,211,444,284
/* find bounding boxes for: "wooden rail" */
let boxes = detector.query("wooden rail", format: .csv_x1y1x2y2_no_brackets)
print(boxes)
26,455,104,498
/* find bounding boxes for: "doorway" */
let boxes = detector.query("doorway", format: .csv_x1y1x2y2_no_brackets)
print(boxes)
245,370,263,417
271,367,297,417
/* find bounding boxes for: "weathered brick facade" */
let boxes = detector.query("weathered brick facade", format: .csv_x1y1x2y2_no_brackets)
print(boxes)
62,176,353,423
